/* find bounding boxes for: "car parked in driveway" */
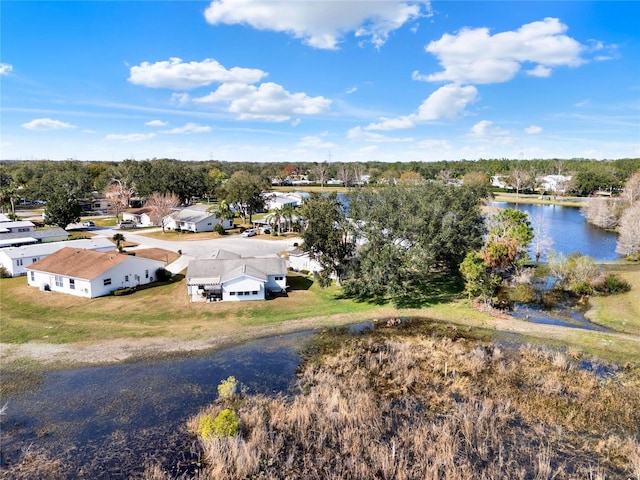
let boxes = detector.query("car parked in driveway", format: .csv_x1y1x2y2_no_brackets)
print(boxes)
118,221,136,229
83,221,95,227
241,228,257,237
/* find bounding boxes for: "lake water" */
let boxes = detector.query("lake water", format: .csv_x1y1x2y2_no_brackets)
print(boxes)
491,202,620,262
0,332,313,479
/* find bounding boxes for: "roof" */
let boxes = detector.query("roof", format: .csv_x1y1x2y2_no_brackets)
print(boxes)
126,207,152,215
186,257,286,285
0,227,69,242
0,238,115,259
210,248,241,259
0,237,38,248
170,208,216,223
0,220,35,232
27,247,131,280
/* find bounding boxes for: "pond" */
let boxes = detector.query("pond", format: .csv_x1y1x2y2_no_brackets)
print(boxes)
491,201,619,262
0,332,313,479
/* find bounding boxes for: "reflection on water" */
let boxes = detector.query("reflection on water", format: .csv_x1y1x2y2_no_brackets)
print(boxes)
0,332,313,479
491,202,619,261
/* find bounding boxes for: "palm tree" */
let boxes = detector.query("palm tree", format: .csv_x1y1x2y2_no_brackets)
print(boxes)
280,204,296,232
208,200,234,229
112,233,125,250
264,209,283,235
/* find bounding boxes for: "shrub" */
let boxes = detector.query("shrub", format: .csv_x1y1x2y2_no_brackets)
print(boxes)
113,287,135,296
217,376,238,401
198,414,216,440
213,223,225,235
593,273,632,295
155,268,172,282
0,266,11,278
213,409,239,437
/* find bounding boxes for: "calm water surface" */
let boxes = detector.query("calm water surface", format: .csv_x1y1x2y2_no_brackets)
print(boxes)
491,202,619,261
0,332,313,479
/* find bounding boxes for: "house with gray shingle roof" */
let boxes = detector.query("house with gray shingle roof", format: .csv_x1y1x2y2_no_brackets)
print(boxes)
0,237,116,277
27,247,166,298
164,207,233,233
186,251,287,302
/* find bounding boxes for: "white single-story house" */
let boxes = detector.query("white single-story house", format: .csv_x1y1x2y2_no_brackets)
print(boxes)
287,248,322,273
164,208,233,233
27,247,166,298
263,192,304,211
122,207,154,227
186,254,287,302
538,175,572,194
0,220,35,234
0,238,116,277
0,227,70,248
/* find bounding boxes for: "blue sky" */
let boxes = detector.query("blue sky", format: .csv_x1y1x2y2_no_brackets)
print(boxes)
1,1,639,163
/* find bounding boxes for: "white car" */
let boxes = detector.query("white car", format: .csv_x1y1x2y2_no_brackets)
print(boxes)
241,228,257,237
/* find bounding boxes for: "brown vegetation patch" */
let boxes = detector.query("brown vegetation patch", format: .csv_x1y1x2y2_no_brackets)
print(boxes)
131,248,180,264
177,333,640,480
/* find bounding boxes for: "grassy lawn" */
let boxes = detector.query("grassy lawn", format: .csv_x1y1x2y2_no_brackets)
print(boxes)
492,191,586,207
2,266,639,365
586,263,640,336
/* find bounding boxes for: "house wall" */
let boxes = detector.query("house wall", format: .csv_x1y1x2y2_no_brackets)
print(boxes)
265,274,287,293
222,276,265,301
289,254,322,273
27,257,164,298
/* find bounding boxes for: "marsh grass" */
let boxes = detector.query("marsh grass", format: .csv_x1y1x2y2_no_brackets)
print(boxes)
180,332,640,480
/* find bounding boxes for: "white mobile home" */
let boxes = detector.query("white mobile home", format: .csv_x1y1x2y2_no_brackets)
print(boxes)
27,247,166,298
164,208,233,233
0,238,115,277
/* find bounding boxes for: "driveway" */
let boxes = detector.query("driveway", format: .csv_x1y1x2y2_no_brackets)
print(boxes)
92,227,301,259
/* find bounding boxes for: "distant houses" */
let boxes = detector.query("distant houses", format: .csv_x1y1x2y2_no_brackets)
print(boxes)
0,238,115,277
164,207,233,233
0,218,69,248
186,250,287,302
26,247,166,298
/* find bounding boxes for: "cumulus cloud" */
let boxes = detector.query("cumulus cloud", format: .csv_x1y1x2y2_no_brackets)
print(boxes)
365,84,477,131
0,63,13,75
525,125,543,134
348,126,413,143
146,120,168,126
162,122,212,134
105,133,157,142
469,120,509,137
419,17,585,84
22,118,76,131
194,82,331,121
204,0,428,49
128,57,267,90
297,135,337,148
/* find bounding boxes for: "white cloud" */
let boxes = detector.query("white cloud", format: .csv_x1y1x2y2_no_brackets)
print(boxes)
171,93,191,106
0,63,13,75
526,65,552,77
297,135,337,148
525,125,543,134
195,82,331,121
204,0,428,49
469,120,509,137
146,120,168,126
105,133,157,142
348,126,413,143
128,57,267,90
21,118,76,131
162,123,212,134
346,86,358,94
366,83,477,131
421,17,585,84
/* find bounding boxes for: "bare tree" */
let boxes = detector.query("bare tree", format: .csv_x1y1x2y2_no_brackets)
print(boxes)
146,192,180,232
622,170,640,205
311,162,329,188
507,167,533,200
352,162,365,185
583,196,621,229
105,178,135,222
336,163,353,187
616,200,640,257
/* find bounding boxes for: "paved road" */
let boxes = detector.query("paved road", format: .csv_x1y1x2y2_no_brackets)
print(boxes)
88,226,301,259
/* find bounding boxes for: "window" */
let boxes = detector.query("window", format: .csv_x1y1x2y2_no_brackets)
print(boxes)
275,276,284,281
252,291,258,295
17,259,23,266
104,278,112,286
145,269,149,279
124,275,129,282
238,292,244,296
32,258,38,263
55,275,63,287
69,279,75,290
230,292,236,295
30,272,35,281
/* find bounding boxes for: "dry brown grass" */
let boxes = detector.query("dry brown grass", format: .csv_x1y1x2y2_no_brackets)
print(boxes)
180,333,640,480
